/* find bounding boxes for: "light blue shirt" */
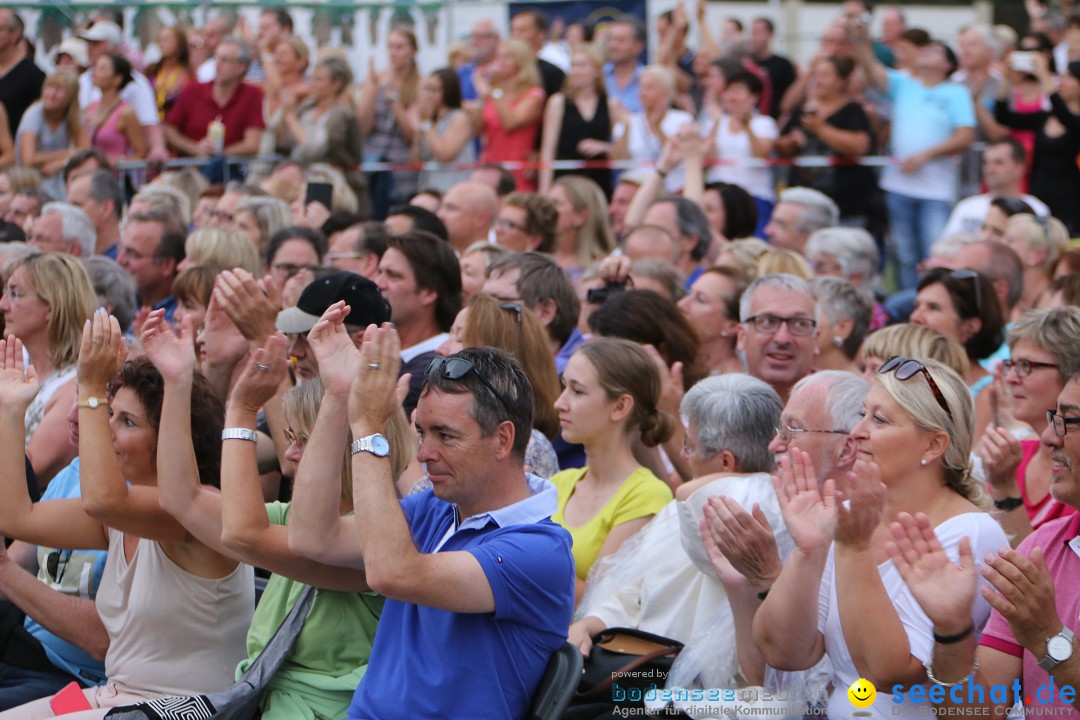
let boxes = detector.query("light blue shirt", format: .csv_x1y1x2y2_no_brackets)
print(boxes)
604,62,644,114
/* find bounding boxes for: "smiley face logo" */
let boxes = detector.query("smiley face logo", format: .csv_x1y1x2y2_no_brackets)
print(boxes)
848,678,876,708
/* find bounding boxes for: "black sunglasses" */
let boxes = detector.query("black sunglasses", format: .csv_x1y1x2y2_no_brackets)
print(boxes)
427,356,509,412
500,303,523,327
47,549,72,584
878,356,954,423
947,269,983,315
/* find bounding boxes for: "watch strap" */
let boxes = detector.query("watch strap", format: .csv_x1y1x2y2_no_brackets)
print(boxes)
1038,627,1075,671
78,396,106,409
222,428,259,443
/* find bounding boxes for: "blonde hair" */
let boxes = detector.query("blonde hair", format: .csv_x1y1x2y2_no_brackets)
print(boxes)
860,323,970,378
149,169,208,215
283,378,415,500
184,228,262,276
306,164,358,213
563,43,605,99
8,253,96,368
756,248,812,279
641,64,677,97
236,196,291,250
500,39,542,93
389,27,420,107
720,238,770,279
1007,213,1069,272
876,359,987,508
41,68,83,141
554,175,615,266
3,167,41,194
279,35,310,73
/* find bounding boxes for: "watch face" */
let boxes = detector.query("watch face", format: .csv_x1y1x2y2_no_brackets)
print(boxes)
1049,634,1073,660
370,435,390,457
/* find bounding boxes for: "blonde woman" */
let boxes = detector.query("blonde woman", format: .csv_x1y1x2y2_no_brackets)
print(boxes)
235,196,291,253
539,44,612,194
178,227,262,276
474,39,545,191
1002,213,1069,317
611,64,694,192
548,175,615,284
0,253,95,485
16,69,87,200
264,35,312,154
857,322,970,380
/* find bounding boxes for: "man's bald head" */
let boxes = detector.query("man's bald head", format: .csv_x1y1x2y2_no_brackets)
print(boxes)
437,182,499,253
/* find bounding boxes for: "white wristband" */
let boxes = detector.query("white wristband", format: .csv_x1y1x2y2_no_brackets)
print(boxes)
221,428,259,443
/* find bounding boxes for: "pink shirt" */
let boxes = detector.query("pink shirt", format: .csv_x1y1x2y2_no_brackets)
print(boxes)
980,513,1080,716
1018,439,1077,529
480,86,545,191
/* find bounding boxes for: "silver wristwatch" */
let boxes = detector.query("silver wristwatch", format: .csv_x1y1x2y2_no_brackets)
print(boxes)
1037,626,1075,671
351,433,390,458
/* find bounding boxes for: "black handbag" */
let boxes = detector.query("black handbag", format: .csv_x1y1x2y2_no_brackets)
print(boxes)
575,627,684,701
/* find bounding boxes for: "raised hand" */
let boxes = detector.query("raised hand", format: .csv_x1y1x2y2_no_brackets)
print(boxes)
349,324,408,432
700,516,749,589
771,450,837,555
976,426,1024,496
0,335,39,412
77,310,126,392
215,270,281,347
230,334,290,415
702,496,782,593
886,512,977,634
140,309,196,384
307,301,361,396
834,459,887,549
642,344,684,415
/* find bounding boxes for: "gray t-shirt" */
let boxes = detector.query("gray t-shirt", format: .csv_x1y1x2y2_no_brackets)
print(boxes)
16,102,70,200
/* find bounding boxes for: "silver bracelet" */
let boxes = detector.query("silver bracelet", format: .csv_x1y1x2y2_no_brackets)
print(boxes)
221,428,259,443
924,658,979,687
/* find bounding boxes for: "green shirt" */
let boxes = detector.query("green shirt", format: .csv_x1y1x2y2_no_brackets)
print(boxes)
236,502,383,720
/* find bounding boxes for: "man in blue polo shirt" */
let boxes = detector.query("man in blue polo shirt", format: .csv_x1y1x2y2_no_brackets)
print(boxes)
337,326,575,720
604,16,646,113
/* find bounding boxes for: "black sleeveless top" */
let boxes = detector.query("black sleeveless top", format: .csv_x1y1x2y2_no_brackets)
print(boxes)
554,92,612,195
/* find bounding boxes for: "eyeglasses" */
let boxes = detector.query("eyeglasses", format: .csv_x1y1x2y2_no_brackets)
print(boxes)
427,356,509,413
326,252,367,262
493,217,528,233
1002,358,1059,378
206,209,235,224
744,314,817,337
46,549,72,584
878,356,954,423
1047,409,1080,437
500,302,522,326
774,424,848,444
1,285,33,302
271,262,320,279
117,245,160,262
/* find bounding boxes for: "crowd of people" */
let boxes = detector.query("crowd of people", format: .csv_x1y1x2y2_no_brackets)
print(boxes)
0,1,1077,719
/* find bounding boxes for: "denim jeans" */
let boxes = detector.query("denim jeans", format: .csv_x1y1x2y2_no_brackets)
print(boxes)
0,662,78,710
884,191,952,290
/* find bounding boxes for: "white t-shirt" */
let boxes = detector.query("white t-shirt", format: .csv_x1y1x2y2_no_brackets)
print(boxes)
941,192,1051,238
818,512,1008,720
196,58,216,83
614,109,695,192
78,69,158,127
707,113,779,201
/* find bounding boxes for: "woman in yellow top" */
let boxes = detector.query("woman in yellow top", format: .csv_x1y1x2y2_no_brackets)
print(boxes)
551,337,675,602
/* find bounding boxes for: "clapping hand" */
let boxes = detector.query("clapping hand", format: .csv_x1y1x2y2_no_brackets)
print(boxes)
0,335,39,413
834,459,887,550
981,546,1063,653
307,301,362,396
77,310,126,393
230,334,290,415
886,512,977,634
349,324,408,433
140,309,196,384
702,497,782,593
772,450,837,556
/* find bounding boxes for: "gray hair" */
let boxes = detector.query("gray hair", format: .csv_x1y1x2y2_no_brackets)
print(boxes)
680,373,783,473
790,370,869,432
960,24,1003,59
739,272,816,322
778,186,839,234
218,36,252,67
631,258,685,301
87,169,123,220
316,55,353,91
811,277,872,360
236,196,291,247
82,256,136,332
805,226,880,295
131,187,189,230
41,202,95,258
656,195,712,261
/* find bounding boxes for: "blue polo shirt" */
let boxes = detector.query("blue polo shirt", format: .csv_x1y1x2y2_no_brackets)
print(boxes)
604,62,644,113
347,474,575,720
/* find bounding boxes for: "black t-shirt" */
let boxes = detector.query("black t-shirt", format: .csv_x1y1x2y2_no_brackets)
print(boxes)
0,57,45,131
754,53,797,119
782,101,877,218
538,59,565,100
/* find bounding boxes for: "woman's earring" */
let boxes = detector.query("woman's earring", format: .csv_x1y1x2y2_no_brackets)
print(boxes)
920,459,927,466
832,336,843,348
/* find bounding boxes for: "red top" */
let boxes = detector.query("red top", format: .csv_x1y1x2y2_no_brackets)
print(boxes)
480,87,545,191
165,81,265,148
1017,438,1077,529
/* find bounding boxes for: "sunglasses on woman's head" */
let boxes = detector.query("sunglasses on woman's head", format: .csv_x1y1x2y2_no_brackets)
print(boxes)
878,356,954,423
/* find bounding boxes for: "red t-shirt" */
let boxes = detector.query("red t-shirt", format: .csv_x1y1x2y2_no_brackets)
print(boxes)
165,81,265,149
